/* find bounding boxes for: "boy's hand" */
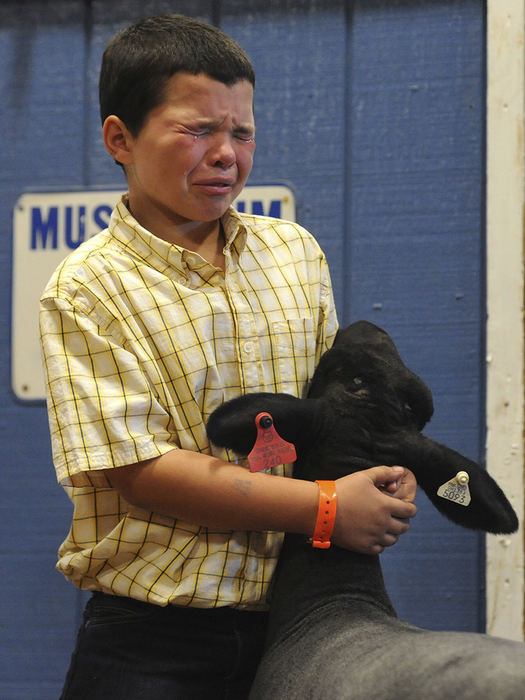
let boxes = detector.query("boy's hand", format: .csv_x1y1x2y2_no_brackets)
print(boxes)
380,466,418,503
331,466,417,555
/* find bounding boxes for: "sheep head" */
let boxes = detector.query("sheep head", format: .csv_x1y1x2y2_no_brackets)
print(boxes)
207,321,518,535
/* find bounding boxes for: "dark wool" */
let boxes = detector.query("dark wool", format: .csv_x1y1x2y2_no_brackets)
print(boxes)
208,321,525,699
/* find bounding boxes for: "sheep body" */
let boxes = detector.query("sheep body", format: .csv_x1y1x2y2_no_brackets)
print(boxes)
207,321,525,699
252,592,525,699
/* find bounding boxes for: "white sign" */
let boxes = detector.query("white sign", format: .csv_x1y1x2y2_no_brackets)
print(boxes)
11,185,296,401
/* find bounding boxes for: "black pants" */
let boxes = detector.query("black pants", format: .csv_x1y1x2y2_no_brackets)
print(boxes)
60,592,269,699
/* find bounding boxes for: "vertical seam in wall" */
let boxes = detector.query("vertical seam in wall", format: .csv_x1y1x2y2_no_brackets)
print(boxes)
83,0,93,186
478,0,488,634
211,0,221,27
343,0,355,323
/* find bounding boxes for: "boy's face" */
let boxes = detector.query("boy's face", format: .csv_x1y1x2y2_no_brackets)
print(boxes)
109,72,256,234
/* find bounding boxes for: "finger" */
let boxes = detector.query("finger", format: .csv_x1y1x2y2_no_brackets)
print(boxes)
380,480,399,494
390,499,418,519
368,465,405,486
387,518,411,537
383,533,399,547
371,543,385,554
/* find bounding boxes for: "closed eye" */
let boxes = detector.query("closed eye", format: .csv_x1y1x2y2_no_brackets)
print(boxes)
188,127,210,137
352,387,370,398
234,130,255,142
347,378,369,398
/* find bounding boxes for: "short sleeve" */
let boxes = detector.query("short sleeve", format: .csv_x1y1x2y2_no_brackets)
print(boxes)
40,296,176,487
316,252,339,363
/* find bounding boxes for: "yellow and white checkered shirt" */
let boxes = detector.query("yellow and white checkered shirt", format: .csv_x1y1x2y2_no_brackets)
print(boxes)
40,198,337,608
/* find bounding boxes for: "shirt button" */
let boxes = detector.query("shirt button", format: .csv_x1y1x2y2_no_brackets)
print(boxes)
243,341,254,354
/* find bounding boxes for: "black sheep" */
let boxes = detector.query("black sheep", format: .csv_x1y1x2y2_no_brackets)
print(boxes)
207,321,525,699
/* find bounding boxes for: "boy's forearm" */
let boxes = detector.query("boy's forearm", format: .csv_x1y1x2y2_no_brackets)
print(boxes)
104,451,418,553
105,449,319,535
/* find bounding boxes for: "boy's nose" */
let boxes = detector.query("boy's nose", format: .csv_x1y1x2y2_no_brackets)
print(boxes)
210,134,236,168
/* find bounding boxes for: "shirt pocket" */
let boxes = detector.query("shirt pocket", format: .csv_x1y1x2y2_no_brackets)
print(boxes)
271,317,316,396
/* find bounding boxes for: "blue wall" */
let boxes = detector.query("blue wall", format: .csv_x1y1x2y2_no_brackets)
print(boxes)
1,1,486,697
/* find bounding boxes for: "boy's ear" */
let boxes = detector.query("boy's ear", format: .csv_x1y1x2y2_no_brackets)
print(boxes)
102,115,134,165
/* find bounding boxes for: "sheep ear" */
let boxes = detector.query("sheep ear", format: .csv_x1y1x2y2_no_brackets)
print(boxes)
411,436,518,534
206,392,317,458
398,372,434,431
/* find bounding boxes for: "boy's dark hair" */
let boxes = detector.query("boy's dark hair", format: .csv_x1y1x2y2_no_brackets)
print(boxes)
99,14,255,136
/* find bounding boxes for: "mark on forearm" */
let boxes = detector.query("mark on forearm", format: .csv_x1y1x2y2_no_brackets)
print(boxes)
234,478,253,496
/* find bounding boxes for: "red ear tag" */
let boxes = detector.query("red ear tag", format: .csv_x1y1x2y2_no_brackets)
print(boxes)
247,412,297,472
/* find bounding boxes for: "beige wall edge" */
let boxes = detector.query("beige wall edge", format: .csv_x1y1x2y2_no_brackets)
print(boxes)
486,0,525,641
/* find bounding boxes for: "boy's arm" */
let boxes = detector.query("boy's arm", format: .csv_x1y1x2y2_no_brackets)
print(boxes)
104,452,417,555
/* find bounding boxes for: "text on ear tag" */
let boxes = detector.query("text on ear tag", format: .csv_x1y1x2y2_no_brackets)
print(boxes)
247,412,297,472
437,470,471,506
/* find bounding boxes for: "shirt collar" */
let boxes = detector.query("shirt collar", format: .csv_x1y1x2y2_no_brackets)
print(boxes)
109,196,248,272
221,207,248,254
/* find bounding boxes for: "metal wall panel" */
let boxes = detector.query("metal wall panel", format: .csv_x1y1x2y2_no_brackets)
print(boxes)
346,0,486,630
1,4,89,698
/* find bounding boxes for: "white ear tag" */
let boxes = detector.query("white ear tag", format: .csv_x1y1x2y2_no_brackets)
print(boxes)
437,471,471,506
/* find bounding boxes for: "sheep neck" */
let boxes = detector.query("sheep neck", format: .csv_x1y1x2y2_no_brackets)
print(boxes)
264,532,396,648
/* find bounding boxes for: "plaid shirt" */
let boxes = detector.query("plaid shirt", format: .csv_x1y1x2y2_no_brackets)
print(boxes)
40,198,337,608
